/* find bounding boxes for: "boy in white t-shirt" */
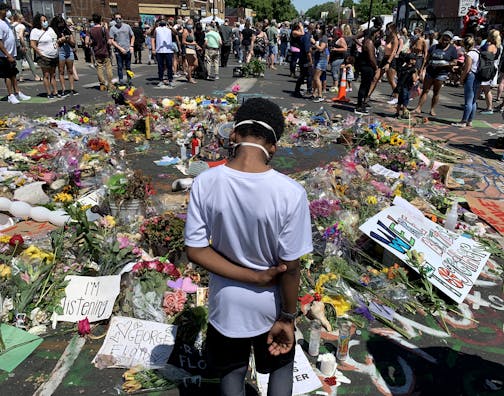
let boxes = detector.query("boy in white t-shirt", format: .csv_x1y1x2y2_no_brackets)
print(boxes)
185,98,313,396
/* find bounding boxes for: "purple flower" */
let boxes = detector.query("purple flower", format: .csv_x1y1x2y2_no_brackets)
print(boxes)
353,303,375,321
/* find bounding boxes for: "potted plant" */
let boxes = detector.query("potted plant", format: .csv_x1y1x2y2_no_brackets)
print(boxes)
139,212,186,261
107,170,155,221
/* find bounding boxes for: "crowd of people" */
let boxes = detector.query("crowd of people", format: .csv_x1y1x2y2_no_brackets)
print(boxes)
1,3,504,122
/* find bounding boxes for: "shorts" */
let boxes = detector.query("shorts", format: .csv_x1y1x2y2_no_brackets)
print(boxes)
347,68,354,81
206,323,295,376
380,58,396,69
398,86,410,106
0,57,18,78
321,70,327,82
268,44,278,56
426,68,449,81
58,45,75,61
315,58,328,71
38,55,59,68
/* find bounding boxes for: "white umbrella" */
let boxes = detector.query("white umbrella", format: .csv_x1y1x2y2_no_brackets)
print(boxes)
200,16,224,24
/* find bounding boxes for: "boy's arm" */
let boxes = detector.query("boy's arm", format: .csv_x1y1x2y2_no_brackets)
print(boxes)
186,246,286,286
267,258,300,356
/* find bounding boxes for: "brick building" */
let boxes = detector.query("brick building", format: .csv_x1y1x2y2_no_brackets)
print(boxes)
8,0,225,24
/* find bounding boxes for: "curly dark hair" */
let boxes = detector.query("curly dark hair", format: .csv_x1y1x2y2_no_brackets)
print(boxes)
234,98,284,145
32,13,46,30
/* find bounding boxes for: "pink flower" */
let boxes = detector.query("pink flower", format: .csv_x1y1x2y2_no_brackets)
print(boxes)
77,317,91,336
132,262,145,272
20,271,31,283
231,84,241,94
132,246,142,256
117,236,131,249
162,290,187,315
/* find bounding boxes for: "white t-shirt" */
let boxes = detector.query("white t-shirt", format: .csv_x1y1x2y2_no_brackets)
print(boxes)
30,27,58,58
185,165,313,338
0,19,16,57
154,26,173,53
467,49,479,74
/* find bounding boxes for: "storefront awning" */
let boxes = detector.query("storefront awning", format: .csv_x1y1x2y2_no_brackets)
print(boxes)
138,3,177,15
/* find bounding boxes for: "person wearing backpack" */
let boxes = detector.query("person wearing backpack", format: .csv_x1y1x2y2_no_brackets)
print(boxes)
478,29,502,115
452,36,480,127
266,20,279,70
86,13,113,91
278,22,290,65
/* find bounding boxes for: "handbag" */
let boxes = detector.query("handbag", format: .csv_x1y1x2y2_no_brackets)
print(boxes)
185,47,196,55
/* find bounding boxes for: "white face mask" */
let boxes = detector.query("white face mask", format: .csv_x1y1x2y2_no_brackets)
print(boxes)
232,142,271,162
42,21,49,28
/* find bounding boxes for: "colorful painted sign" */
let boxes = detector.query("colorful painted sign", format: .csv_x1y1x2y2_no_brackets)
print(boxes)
359,199,490,303
466,196,504,235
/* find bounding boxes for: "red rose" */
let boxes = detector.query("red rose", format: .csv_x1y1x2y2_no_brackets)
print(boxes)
132,262,145,272
9,234,24,247
77,317,91,336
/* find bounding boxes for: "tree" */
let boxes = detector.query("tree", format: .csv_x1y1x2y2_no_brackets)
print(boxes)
354,0,396,24
225,0,298,22
304,2,339,24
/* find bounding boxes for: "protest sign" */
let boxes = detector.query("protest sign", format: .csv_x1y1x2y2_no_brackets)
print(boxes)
359,200,490,303
257,345,322,395
466,196,504,235
93,316,177,368
56,275,120,322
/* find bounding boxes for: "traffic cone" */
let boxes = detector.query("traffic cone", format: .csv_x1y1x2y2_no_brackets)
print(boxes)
332,67,350,102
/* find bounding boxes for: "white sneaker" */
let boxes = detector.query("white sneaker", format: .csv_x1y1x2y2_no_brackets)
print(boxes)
17,92,31,101
387,98,398,105
8,94,20,104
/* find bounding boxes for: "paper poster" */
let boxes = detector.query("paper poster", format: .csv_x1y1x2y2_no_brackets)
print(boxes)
0,324,43,372
93,316,177,368
55,275,120,322
257,345,322,396
466,196,504,235
359,201,490,303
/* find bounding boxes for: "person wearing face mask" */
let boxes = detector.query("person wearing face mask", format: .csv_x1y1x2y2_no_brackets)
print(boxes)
30,13,59,99
0,4,31,104
182,19,200,83
109,13,134,84
85,13,114,91
51,15,77,96
151,18,175,87
185,97,312,396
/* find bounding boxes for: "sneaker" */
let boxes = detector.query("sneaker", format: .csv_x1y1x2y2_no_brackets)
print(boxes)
481,109,494,115
99,84,107,91
354,107,369,115
88,64,96,69
17,92,31,101
214,75,220,80
313,97,325,103
7,94,20,104
47,94,56,100
71,90,79,96
157,81,165,87
451,122,467,127
387,97,398,105
60,90,69,97
206,76,215,80
167,81,174,87
348,88,352,92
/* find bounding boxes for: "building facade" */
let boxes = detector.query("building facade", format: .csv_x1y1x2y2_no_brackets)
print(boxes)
6,0,225,24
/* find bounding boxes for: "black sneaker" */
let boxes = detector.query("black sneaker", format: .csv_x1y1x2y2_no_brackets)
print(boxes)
47,94,55,99
354,107,369,115
71,90,79,96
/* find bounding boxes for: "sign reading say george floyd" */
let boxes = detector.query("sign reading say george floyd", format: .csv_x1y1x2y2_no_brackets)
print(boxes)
56,275,120,322
359,199,490,303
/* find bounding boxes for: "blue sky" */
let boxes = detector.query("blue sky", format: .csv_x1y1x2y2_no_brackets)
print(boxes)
292,0,331,13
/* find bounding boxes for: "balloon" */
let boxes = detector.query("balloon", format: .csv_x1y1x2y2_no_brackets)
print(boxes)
30,206,52,223
49,210,70,227
10,201,32,218
0,197,12,211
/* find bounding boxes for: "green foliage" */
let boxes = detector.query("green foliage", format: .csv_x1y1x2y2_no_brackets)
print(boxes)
241,58,266,77
304,2,339,24
225,0,297,22
354,0,396,24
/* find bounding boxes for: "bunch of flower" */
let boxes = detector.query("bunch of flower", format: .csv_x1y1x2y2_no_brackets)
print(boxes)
131,259,181,278
107,170,155,203
87,137,111,153
55,105,93,125
139,213,185,258
309,198,341,219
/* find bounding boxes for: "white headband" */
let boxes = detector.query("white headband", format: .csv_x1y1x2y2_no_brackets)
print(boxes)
233,119,278,143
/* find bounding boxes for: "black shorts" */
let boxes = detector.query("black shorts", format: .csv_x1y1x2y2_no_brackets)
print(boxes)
0,57,18,78
380,57,397,69
206,323,295,376
37,55,58,68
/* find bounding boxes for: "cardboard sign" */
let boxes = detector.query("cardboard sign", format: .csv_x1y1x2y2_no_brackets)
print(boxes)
1,220,57,238
359,200,490,303
257,345,322,395
93,316,177,368
466,196,504,235
56,275,120,322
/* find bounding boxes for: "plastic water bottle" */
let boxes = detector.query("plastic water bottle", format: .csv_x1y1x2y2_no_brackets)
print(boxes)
309,319,322,356
444,202,458,231
180,144,187,161
336,322,351,361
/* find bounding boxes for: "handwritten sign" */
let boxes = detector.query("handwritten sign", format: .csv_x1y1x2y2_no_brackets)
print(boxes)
359,200,490,303
458,0,473,16
257,345,322,395
56,275,120,322
466,196,504,235
93,316,177,368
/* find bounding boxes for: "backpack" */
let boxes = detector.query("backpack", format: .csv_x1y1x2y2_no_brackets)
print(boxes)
476,49,497,81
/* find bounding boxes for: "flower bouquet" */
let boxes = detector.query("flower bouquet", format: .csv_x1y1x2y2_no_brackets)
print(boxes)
139,212,185,261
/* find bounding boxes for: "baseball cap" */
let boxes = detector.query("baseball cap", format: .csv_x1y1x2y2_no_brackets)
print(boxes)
452,35,462,41
442,30,454,39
